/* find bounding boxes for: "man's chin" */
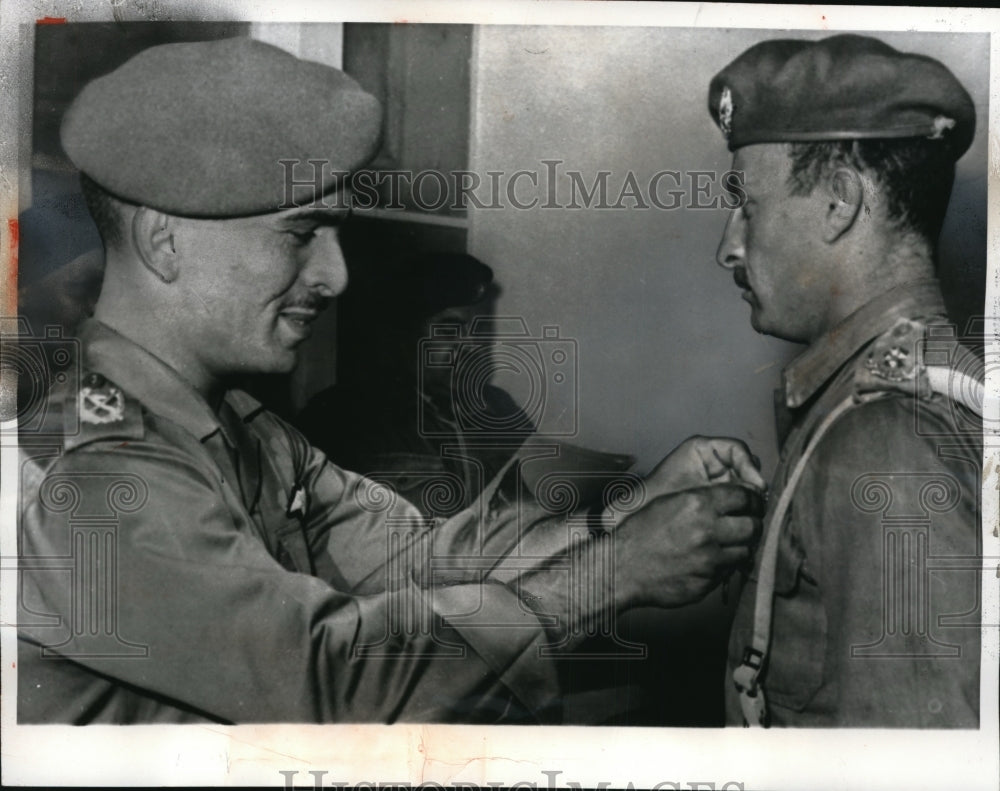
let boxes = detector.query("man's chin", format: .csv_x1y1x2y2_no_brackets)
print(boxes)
275,352,300,374
748,307,779,338
748,311,808,344
255,348,300,376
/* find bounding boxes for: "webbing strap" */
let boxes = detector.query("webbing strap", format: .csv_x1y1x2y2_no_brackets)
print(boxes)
734,359,985,727
734,394,865,727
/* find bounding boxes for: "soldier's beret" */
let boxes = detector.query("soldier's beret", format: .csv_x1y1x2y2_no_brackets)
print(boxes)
708,34,975,158
61,37,382,217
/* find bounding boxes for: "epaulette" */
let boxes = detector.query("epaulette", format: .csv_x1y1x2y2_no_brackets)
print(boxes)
63,371,145,453
853,317,984,417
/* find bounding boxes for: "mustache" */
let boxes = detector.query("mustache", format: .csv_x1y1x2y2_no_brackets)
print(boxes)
281,294,331,312
732,267,751,290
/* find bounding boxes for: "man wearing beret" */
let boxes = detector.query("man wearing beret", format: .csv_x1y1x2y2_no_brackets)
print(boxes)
297,251,534,517
16,37,767,724
709,34,983,727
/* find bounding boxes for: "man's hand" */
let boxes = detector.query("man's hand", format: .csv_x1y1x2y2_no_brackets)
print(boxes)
508,482,764,651
612,483,764,608
643,435,766,497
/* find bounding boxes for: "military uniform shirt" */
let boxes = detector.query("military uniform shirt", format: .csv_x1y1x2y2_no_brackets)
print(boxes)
725,280,982,727
17,320,564,724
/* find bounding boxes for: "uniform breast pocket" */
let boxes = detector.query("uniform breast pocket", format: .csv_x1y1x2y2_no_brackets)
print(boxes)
763,538,828,712
271,514,314,574
251,477,315,575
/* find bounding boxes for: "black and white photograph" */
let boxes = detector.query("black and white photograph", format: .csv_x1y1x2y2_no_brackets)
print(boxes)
1,1,997,788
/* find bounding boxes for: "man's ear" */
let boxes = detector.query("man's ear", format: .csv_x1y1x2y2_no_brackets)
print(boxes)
823,167,864,243
130,206,179,283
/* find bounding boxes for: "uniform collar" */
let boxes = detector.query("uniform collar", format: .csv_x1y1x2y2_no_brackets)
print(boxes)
79,319,264,446
781,279,946,409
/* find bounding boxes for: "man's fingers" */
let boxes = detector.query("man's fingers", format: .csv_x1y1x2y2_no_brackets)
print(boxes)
716,545,752,567
704,438,767,491
726,449,767,491
712,515,761,546
704,482,766,517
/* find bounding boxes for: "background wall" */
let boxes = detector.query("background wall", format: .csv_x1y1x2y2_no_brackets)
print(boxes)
468,27,989,477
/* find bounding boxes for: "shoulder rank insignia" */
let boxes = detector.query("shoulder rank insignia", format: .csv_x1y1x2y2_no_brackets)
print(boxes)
854,317,984,416
63,371,144,452
79,372,125,424
862,318,923,387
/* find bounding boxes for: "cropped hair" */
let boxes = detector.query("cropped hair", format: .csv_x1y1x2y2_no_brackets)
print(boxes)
786,138,957,242
79,174,132,249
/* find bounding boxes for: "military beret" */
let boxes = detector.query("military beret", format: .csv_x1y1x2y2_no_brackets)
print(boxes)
61,37,382,217
708,34,975,158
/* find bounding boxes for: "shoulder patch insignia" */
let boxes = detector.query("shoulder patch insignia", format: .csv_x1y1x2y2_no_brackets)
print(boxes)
79,373,125,424
64,371,145,452
862,318,923,386
854,317,985,417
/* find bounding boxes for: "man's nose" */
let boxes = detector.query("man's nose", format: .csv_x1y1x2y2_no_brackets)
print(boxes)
303,229,349,297
716,211,745,270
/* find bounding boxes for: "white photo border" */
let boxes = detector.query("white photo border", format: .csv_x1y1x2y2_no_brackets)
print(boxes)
1,2,997,788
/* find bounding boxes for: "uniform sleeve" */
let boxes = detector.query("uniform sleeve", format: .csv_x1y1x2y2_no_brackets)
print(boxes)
795,396,981,727
18,441,560,723
273,415,583,686
281,413,576,592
